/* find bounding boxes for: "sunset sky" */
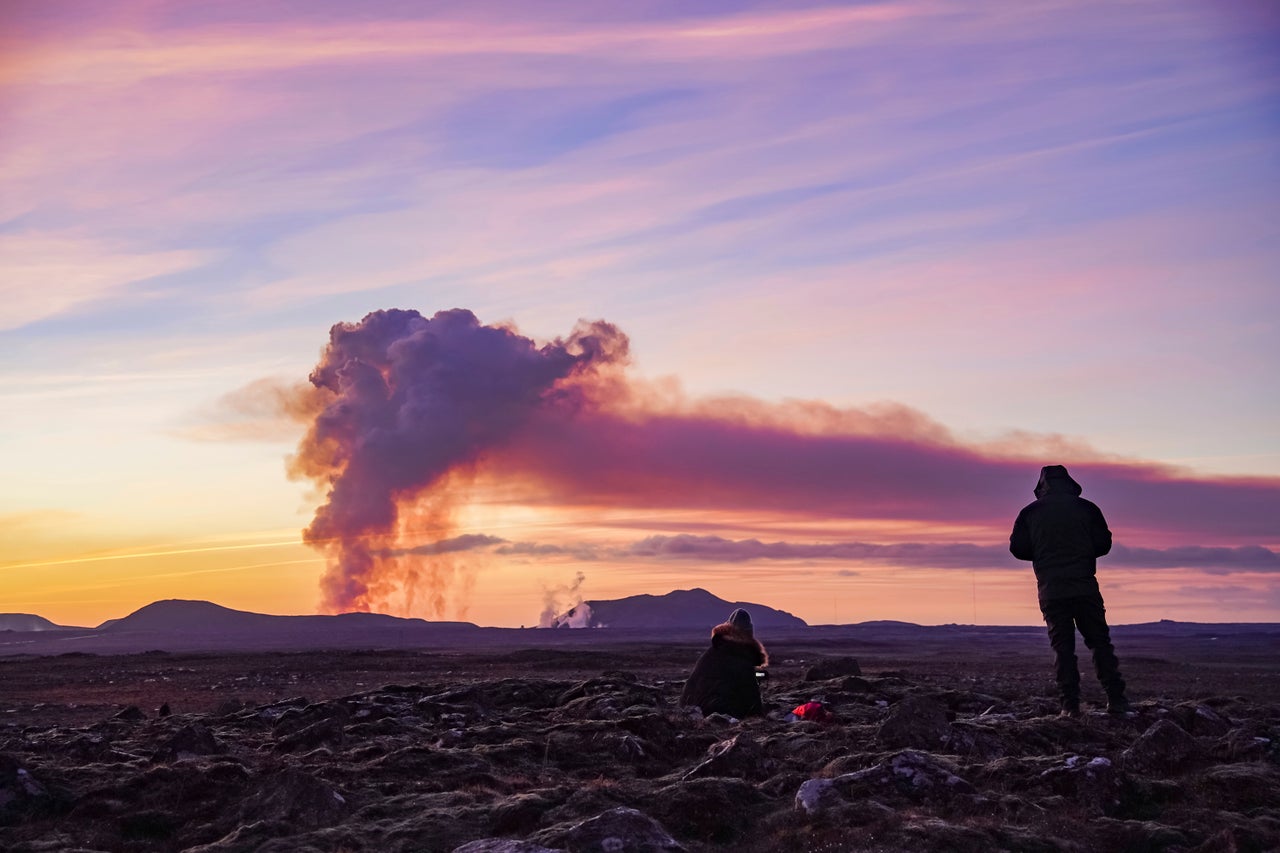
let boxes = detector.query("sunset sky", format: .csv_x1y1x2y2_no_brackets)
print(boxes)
2,0,1278,630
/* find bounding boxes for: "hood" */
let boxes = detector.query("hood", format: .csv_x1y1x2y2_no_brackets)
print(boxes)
1034,464,1083,498
712,622,768,665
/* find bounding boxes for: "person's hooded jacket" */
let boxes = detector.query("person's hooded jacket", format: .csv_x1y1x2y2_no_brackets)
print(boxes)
680,620,767,718
1010,465,1112,602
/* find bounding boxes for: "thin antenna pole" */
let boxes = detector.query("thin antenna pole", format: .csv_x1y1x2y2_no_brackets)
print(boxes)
971,570,977,624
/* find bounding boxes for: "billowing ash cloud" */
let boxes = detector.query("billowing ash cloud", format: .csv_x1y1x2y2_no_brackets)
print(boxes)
290,308,627,614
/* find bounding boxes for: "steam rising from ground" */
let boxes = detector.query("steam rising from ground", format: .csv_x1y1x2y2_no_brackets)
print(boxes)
538,571,592,628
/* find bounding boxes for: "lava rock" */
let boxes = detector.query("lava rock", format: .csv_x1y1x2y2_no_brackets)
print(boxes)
535,806,686,852
648,777,761,842
1122,719,1198,774
798,749,974,817
153,723,225,761
243,767,349,829
0,753,57,824
804,658,862,681
454,841,564,853
877,695,950,749
1092,818,1190,852
1038,754,1124,816
681,733,774,781
113,705,146,723
1200,763,1280,810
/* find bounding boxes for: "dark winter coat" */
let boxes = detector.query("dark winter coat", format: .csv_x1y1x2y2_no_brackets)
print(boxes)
679,624,767,718
1010,465,1113,602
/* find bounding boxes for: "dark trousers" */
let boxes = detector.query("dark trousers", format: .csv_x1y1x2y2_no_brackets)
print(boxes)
1040,593,1125,703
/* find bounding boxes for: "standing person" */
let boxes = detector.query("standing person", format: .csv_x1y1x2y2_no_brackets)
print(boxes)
680,608,767,718
1010,465,1132,717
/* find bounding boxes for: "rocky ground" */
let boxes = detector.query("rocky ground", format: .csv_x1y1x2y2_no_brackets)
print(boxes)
1,635,1278,852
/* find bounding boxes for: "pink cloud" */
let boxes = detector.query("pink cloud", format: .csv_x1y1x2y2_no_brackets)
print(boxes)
489,533,1280,573
493,407,1279,543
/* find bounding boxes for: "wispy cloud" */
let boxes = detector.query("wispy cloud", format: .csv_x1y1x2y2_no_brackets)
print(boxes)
7,5,928,87
0,234,208,331
406,531,1280,574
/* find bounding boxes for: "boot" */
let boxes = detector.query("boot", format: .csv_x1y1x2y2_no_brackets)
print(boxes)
1106,693,1133,715
1059,698,1081,718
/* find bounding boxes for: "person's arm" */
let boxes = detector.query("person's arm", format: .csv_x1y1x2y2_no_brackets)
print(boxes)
1009,508,1034,561
1089,502,1112,557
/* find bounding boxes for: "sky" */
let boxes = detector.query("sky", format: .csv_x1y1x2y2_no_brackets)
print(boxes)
1,0,1278,630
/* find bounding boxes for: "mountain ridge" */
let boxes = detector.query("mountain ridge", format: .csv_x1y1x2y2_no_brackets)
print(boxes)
549,587,807,629
2,598,1275,658
0,613,83,632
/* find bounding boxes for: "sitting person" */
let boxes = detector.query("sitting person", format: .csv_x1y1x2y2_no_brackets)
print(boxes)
680,608,768,718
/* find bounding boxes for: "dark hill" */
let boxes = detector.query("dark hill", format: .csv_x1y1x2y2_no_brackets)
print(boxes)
0,614,76,632
99,599,280,632
548,587,807,629
98,599,479,634
22,599,487,653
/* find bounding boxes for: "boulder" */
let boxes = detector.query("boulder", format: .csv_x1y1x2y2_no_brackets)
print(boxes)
944,721,1009,761
877,695,950,749
1092,818,1190,852
556,676,661,710
154,723,225,761
899,817,997,852
682,733,775,781
274,717,345,753
839,749,974,798
243,768,348,829
1216,728,1272,762
0,753,57,823
535,806,686,852
1170,702,1232,737
491,792,559,835
804,658,862,681
1122,719,1197,774
797,749,973,816
1187,704,1232,737
1201,763,1280,810
649,777,760,842
794,778,840,816
454,842,564,853
1038,754,1124,816
272,701,349,737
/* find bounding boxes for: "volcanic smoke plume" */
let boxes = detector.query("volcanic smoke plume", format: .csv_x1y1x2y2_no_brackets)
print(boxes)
290,308,628,615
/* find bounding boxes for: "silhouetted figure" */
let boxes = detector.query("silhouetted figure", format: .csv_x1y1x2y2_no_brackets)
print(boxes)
680,608,768,718
1010,465,1131,716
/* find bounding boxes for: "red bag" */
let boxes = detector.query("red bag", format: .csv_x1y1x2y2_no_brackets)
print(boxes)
791,701,836,723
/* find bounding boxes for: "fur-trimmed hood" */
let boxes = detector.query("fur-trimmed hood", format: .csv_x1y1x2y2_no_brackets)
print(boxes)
711,622,768,667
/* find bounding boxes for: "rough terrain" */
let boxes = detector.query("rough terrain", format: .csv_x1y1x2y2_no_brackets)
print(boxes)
1,628,1278,852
